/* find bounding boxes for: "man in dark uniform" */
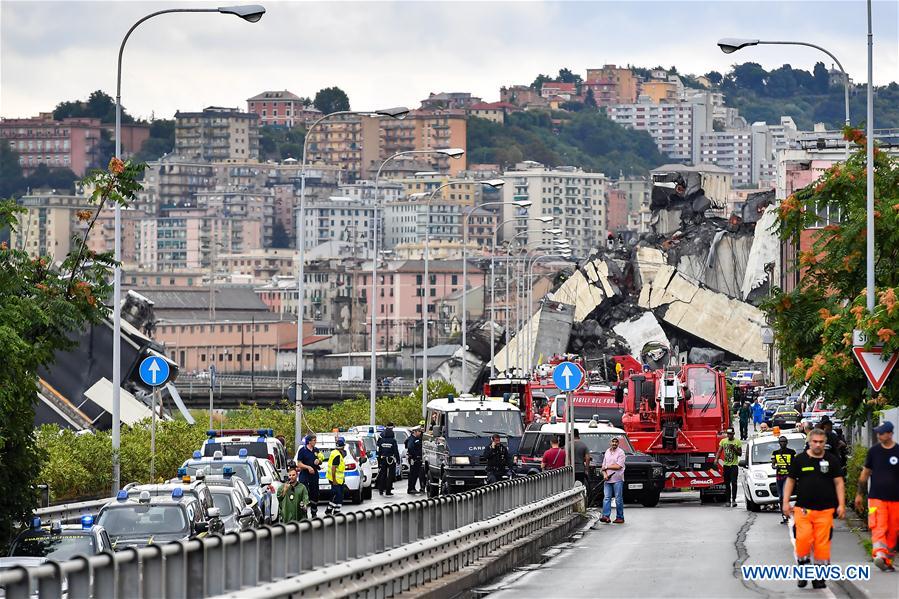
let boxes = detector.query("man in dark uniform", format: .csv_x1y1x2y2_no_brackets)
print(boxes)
376,425,400,496
296,434,323,518
771,435,796,523
482,433,513,484
405,427,424,494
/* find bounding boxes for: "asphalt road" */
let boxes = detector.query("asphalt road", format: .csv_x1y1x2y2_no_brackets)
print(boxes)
483,490,869,599
311,474,425,515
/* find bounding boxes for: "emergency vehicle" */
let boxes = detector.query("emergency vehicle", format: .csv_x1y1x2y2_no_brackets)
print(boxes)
422,394,524,496
297,433,368,505
97,488,213,549
3,516,112,569
181,449,278,522
545,382,621,426
613,355,731,503
201,428,289,481
739,430,805,511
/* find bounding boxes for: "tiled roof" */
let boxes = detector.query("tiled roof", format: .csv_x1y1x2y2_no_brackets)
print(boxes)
247,90,302,102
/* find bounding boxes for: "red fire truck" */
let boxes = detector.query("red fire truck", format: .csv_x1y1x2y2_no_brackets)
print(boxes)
613,355,731,502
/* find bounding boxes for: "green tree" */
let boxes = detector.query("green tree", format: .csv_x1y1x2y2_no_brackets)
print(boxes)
705,71,723,86
0,157,147,546
53,90,133,124
531,74,552,91
0,145,25,199
762,130,899,421
135,119,175,161
557,68,582,85
731,62,768,94
313,87,350,115
271,220,291,248
813,62,831,93
24,164,78,193
584,88,597,109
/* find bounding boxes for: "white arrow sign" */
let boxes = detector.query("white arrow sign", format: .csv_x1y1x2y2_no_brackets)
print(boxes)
148,359,160,385
561,365,573,388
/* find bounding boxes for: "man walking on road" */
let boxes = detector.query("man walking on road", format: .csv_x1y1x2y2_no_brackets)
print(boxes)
296,434,323,518
751,399,765,432
376,425,400,496
738,401,751,440
482,434,513,483
405,427,424,495
325,437,348,516
771,435,796,523
719,428,742,507
541,436,566,470
854,421,899,572
599,436,627,524
783,428,846,589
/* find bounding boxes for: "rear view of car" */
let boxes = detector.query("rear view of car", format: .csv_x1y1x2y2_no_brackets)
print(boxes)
202,428,289,481
299,434,366,505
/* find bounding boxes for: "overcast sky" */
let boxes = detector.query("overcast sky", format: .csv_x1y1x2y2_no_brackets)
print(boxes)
2,0,897,121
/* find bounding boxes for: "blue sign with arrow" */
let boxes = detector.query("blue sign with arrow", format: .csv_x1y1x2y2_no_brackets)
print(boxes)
552,361,585,392
139,356,170,387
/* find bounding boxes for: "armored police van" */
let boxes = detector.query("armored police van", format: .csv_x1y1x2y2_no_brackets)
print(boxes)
422,394,524,496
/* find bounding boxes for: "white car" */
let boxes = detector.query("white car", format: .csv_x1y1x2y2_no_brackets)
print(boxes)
391,427,411,479
201,428,290,482
296,433,367,505
740,431,806,511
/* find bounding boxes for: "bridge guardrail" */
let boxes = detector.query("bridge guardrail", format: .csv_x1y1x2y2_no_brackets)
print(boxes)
177,374,415,394
0,469,576,599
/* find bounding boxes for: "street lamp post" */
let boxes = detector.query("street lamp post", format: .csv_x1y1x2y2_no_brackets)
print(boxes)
489,217,553,377
294,106,408,450
527,252,573,370
717,38,851,158
369,148,464,427
460,196,525,390
112,3,265,493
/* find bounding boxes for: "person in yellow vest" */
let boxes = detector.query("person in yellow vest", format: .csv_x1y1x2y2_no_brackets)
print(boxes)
325,437,347,516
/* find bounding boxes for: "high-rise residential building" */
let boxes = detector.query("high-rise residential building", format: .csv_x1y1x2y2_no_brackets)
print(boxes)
699,117,799,188
382,176,479,248
301,196,376,253
174,106,260,162
585,65,638,105
246,90,318,127
0,114,104,176
639,79,680,104
607,95,713,164
195,188,275,248
500,161,607,257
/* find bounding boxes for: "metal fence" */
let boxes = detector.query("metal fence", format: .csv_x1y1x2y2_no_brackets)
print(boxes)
0,469,576,599
177,374,415,394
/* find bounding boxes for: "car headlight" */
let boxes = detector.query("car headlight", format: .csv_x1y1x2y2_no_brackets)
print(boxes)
652,467,664,479
752,470,768,481
451,456,470,465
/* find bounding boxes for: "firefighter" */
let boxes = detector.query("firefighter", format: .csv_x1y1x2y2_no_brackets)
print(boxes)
771,435,796,524
854,421,899,572
782,428,845,589
738,401,751,440
376,425,400,496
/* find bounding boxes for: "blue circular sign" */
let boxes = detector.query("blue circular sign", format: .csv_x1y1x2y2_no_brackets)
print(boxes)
139,356,170,387
552,361,585,392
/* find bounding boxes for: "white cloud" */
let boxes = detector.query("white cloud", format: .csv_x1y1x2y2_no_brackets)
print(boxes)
1,0,896,120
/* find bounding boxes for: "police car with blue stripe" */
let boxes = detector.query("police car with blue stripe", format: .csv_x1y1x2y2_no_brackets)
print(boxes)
181,448,278,522
302,433,367,504
2,515,112,570
97,487,214,549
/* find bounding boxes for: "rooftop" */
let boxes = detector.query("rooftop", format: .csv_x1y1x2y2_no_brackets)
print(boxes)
247,90,302,102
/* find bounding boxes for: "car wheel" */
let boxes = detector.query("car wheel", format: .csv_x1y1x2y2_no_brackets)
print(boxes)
352,487,363,504
363,485,372,500
745,495,761,512
641,490,661,508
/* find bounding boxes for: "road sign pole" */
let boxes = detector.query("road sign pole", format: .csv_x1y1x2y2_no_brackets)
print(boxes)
151,387,158,481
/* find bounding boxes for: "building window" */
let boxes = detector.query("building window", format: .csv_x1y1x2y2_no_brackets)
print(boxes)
255,353,260,361
201,353,206,362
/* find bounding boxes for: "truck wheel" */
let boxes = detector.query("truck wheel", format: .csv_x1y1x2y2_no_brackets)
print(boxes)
699,489,712,504
745,496,761,512
641,490,661,508
426,470,439,498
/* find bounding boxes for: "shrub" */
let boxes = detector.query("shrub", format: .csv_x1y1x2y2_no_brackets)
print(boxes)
845,443,868,519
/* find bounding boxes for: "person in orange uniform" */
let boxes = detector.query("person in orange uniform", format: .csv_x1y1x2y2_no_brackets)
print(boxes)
782,428,845,590
855,421,899,572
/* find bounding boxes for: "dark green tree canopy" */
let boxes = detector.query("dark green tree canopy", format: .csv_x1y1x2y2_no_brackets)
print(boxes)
313,87,350,114
53,90,133,124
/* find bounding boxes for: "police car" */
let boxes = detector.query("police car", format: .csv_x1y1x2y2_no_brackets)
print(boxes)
201,428,289,481
297,433,367,505
739,430,806,511
348,426,381,483
515,421,666,507
422,394,524,496
2,516,112,569
204,471,263,528
181,449,278,522
123,479,224,535
97,488,213,549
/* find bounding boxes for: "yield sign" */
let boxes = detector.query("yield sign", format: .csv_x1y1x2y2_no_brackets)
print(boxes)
852,346,899,392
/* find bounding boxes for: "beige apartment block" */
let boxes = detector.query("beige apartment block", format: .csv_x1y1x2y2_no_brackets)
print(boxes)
175,106,260,162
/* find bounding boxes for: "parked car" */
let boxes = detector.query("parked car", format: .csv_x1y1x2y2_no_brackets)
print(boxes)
201,428,289,482
182,449,277,522
207,485,257,532
204,473,263,527
739,430,806,511
296,433,367,504
3,516,112,566
770,406,802,430
97,488,214,549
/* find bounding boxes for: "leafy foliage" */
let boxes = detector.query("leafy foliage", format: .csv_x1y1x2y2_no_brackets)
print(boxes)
0,157,146,546
845,444,868,517
53,90,133,124
467,110,665,176
313,87,350,115
259,125,306,162
762,130,899,421
135,119,175,162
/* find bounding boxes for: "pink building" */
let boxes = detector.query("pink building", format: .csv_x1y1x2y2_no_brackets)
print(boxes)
0,113,103,176
247,90,319,128
606,188,629,234
356,260,485,349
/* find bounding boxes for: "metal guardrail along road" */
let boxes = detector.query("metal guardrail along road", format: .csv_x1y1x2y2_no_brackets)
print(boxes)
0,469,580,599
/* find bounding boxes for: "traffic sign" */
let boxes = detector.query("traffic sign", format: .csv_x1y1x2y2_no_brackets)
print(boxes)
553,361,585,392
852,346,898,392
139,356,170,387
209,364,217,388
852,329,869,347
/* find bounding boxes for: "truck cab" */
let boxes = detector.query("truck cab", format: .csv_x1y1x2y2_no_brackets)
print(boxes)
422,394,524,496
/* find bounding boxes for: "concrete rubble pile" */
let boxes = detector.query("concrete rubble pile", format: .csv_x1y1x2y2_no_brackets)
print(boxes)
434,170,778,392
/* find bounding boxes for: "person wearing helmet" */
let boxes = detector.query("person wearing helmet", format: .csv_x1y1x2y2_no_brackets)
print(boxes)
326,437,347,516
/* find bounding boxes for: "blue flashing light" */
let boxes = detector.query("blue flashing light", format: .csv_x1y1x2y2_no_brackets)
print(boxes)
257,428,274,437
238,448,248,458
368,426,374,434
193,450,202,459
31,517,41,529
171,488,184,499
177,468,187,477
206,430,218,437
257,436,266,442
81,515,94,529
116,490,128,502
222,466,234,478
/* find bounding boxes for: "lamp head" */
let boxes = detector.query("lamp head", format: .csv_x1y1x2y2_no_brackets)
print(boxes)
218,4,266,22
546,228,563,235
537,216,554,223
374,107,409,120
717,38,759,54
481,179,505,189
513,200,532,208
437,148,465,159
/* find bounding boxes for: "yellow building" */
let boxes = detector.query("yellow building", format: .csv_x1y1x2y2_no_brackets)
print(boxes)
640,80,679,104
585,65,638,104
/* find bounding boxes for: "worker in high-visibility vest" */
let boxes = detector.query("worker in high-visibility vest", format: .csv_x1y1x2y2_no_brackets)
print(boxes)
325,437,347,516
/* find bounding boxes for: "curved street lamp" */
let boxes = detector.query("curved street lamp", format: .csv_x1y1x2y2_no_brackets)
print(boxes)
293,106,408,448
369,148,464,426
112,4,265,492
